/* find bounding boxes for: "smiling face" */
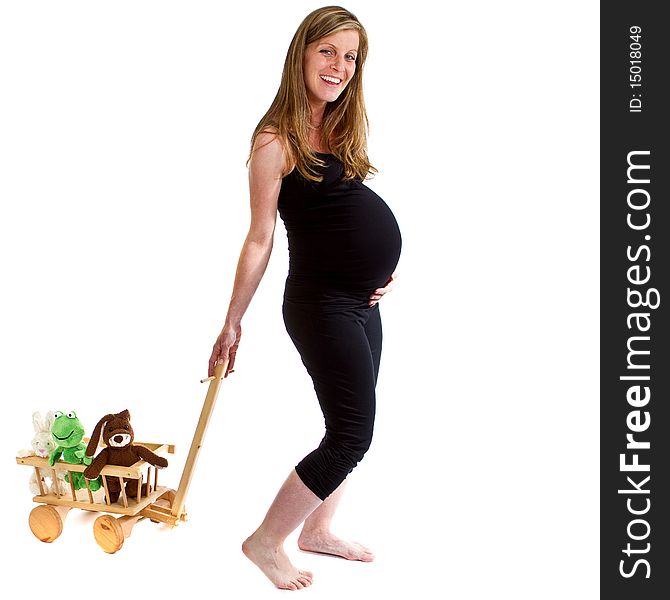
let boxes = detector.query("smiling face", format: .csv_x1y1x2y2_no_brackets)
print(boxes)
303,29,360,108
51,411,85,448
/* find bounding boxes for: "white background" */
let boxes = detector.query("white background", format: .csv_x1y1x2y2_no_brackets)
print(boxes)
0,1,599,598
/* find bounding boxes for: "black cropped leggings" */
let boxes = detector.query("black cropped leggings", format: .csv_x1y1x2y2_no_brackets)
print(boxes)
282,298,382,501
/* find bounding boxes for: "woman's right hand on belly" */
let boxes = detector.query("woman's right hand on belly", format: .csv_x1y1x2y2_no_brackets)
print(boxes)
208,322,242,378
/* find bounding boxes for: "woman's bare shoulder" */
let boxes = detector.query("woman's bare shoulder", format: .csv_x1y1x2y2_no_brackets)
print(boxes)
252,128,292,177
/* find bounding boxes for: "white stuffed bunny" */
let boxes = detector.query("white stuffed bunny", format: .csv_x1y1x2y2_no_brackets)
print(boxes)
17,411,67,495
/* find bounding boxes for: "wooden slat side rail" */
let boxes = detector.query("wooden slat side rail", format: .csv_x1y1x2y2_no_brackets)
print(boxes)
17,453,175,479
34,467,46,496
118,477,128,508
68,472,76,500
102,475,111,505
85,477,94,503
51,468,62,498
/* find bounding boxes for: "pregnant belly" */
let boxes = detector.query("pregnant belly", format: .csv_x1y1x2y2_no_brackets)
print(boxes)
287,190,402,292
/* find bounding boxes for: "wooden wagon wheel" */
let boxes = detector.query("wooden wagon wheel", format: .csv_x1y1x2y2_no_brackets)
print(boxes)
93,514,144,554
29,505,71,543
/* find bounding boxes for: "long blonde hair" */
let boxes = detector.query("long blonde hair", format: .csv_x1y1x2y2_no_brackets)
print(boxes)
246,5,376,182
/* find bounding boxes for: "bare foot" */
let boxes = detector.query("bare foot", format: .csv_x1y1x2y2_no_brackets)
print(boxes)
298,530,375,562
242,532,314,590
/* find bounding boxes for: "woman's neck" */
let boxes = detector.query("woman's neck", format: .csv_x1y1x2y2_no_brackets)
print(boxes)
308,101,326,128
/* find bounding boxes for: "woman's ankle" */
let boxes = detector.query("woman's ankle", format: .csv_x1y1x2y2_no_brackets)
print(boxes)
299,524,329,539
246,527,285,550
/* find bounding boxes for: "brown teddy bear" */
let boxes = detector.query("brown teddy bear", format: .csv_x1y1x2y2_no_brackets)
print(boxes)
83,409,168,504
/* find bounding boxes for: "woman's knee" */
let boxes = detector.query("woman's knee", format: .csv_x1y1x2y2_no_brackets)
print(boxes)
297,429,374,500
328,428,374,469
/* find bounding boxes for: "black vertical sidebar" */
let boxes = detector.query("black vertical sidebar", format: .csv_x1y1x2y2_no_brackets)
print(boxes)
601,3,669,598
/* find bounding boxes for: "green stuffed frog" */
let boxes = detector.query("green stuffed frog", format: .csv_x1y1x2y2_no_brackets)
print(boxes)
48,411,102,491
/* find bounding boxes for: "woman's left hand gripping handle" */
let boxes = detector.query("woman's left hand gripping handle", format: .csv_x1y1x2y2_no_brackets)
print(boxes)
208,322,242,378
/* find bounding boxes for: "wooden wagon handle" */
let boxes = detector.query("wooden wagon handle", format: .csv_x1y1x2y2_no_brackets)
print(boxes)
171,357,229,519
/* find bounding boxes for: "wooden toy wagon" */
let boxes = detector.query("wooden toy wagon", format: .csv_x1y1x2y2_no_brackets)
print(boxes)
15,360,228,553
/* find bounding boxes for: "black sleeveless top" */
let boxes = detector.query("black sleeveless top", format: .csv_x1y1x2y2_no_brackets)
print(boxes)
278,153,402,303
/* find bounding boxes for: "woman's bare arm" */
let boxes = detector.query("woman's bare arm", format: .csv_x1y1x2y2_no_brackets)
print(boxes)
208,131,287,377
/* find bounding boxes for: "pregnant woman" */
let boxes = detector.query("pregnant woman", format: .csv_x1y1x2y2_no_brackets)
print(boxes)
208,6,402,591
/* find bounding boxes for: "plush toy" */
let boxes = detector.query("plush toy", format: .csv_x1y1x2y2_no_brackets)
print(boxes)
84,409,168,504
17,411,68,495
48,410,102,491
